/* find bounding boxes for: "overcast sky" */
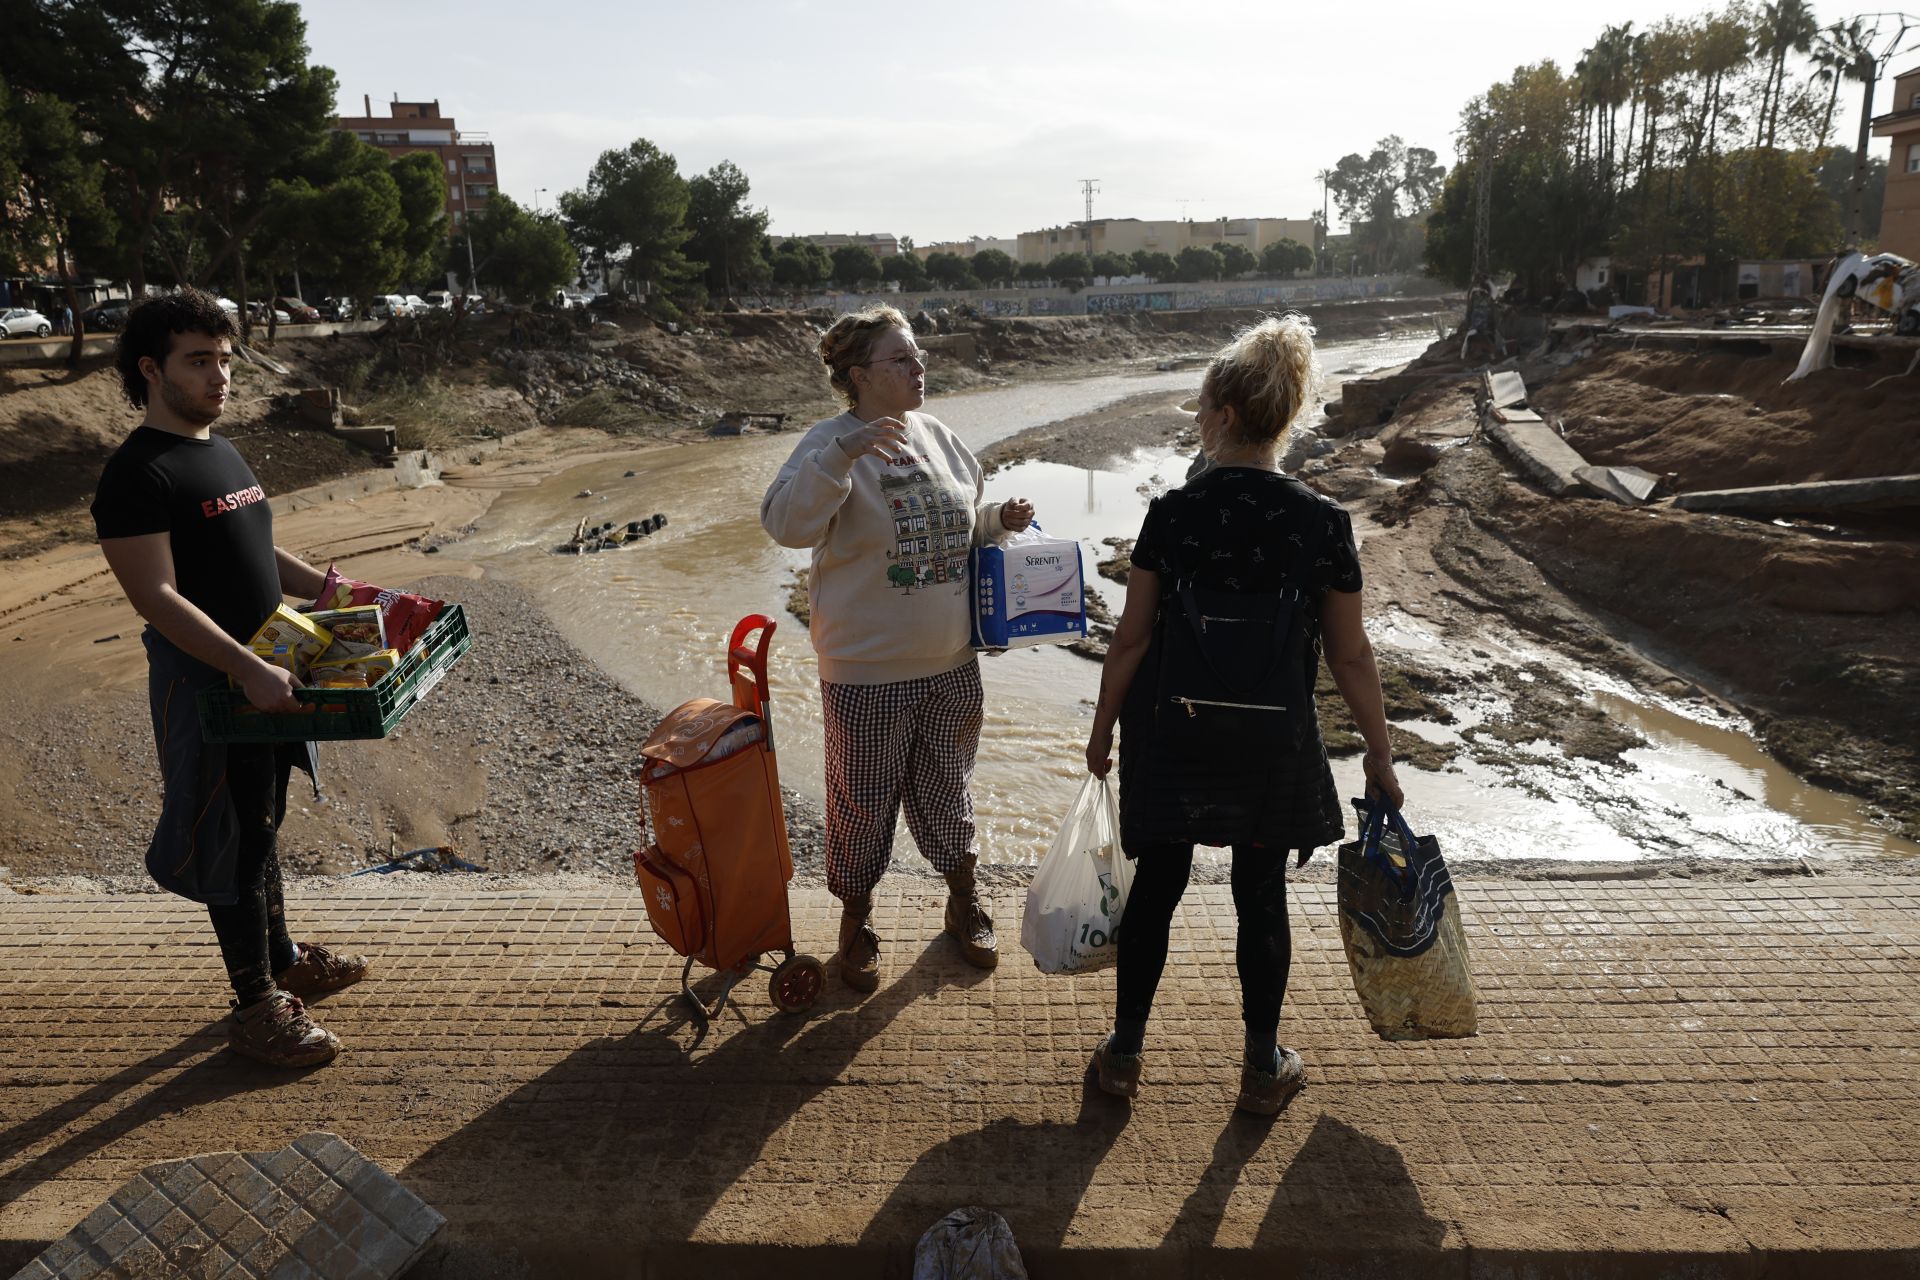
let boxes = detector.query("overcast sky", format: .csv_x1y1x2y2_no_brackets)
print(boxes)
301,0,1909,243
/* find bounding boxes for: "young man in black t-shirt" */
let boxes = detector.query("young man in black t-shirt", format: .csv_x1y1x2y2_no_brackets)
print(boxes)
92,288,369,1069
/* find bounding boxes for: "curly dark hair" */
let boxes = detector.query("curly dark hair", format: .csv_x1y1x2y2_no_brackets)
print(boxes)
114,287,237,409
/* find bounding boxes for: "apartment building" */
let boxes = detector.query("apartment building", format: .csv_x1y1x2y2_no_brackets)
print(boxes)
1015,217,1317,265
798,232,901,258
334,95,498,229
913,237,1020,261
1872,63,1920,260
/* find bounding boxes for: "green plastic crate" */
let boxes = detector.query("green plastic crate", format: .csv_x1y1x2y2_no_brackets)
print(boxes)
197,604,472,743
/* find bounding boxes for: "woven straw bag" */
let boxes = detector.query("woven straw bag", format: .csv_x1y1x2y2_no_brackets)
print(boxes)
1336,799,1478,1041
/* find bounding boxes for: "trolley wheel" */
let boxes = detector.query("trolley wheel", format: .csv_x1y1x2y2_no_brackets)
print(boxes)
770,954,826,1014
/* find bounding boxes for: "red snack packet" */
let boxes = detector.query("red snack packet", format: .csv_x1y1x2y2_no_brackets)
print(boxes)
310,566,444,655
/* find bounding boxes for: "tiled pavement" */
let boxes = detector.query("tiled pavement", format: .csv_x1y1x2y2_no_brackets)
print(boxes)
3,875,1919,1278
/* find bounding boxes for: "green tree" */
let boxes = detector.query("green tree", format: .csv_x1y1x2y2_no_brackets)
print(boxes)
1817,146,1883,239
830,245,883,289
3,83,114,362
1016,261,1050,284
457,195,577,304
560,138,694,306
1259,239,1313,277
286,135,409,316
1090,251,1133,279
770,238,831,290
883,254,930,291
684,160,771,296
924,252,971,288
1130,250,1175,280
1326,135,1446,273
970,248,1016,286
109,0,337,308
1046,252,1091,282
1173,245,1224,282
1211,241,1257,276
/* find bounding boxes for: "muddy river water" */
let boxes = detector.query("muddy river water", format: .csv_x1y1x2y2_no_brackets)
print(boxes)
453,335,1917,870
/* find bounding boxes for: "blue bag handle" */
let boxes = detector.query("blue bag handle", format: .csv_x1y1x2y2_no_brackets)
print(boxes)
1348,795,1420,889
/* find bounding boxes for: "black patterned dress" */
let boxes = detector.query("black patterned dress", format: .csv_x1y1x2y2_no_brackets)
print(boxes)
1117,467,1364,858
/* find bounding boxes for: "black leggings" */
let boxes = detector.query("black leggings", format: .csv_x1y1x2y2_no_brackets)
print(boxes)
205,746,297,1006
1115,844,1291,1044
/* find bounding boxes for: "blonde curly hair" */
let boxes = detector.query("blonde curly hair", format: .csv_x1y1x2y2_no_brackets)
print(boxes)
817,305,911,409
1202,313,1320,448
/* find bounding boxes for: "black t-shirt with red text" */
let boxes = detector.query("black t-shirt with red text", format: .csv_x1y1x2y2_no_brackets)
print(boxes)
91,427,280,644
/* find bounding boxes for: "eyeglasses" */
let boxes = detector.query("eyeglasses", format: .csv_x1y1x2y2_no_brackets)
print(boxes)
865,349,930,371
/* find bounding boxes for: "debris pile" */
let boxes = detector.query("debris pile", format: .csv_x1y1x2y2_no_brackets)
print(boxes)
491,347,712,422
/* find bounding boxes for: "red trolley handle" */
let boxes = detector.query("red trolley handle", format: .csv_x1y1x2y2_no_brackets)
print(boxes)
728,614,777,714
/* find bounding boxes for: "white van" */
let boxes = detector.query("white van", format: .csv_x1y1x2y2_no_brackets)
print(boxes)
368,294,409,319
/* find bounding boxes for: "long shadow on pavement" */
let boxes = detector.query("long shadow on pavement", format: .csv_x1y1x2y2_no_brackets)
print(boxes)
0,1019,319,1210
400,943,986,1269
1167,1111,1452,1261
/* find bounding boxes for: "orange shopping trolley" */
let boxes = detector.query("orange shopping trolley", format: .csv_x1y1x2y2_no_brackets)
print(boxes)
634,614,825,1021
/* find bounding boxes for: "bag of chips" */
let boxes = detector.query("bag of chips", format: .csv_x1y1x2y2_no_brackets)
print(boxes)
310,566,443,655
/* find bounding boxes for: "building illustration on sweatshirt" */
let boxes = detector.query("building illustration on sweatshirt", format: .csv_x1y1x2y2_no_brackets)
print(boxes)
881,466,971,593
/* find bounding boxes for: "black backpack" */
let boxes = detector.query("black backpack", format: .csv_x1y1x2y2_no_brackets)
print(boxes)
1146,573,1319,758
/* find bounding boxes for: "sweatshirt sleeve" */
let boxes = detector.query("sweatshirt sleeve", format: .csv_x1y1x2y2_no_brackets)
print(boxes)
761,426,858,549
957,433,1009,548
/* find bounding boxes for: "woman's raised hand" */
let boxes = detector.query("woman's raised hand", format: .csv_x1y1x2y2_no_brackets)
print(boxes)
835,417,913,462
1000,498,1035,531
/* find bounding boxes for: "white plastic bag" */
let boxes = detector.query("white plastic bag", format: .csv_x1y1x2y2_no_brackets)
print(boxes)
1021,775,1133,974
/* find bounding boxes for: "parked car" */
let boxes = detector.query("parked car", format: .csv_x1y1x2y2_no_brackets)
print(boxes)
404,294,429,314
423,290,454,312
81,300,132,331
274,296,321,324
213,297,239,317
246,300,291,324
368,294,409,319
0,308,53,338
318,297,357,321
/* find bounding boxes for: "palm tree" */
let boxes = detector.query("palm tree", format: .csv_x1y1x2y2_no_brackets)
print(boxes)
1812,18,1875,150
1754,0,1818,149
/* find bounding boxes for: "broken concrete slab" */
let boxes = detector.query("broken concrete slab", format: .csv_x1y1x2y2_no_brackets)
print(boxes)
1485,420,1590,496
1492,406,1543,423
1674,473,1920,517
1485,369,1528,409
1575,464,1662,506
10,1132,442,1280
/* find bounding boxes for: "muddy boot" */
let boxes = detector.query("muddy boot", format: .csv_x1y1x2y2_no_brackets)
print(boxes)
836,895,880,993
943,861,998,970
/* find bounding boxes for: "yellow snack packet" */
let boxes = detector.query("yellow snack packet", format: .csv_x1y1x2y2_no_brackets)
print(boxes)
310,647,400,688
247,604,331,682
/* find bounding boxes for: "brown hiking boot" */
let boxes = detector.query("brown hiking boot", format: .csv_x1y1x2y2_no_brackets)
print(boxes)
228,991,341,1069
836,896,880,993
1235,1047,1306,1116
943,863,997,970
1089,1036,1142,1099
275,943,370,998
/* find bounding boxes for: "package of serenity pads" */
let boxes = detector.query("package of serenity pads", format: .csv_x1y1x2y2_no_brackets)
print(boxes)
972,525,1087,651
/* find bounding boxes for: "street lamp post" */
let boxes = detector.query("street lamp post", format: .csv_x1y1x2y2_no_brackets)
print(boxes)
534,187,549,215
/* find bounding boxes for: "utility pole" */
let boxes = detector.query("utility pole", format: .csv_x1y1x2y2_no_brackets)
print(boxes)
1847,14,1916,246
1471,122,1493,286
1078,177,1100,266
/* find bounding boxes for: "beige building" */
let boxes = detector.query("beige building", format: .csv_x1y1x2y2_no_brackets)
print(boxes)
1872,63,1920,261
1016,217,1317,266
334,95,496,229
913,237,1020,261
798,232,901,259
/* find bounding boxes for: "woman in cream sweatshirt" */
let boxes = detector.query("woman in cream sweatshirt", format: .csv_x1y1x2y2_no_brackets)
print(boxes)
762,305,1034,992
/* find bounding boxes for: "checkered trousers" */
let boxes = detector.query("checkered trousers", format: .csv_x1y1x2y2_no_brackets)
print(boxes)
819,661,984,900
